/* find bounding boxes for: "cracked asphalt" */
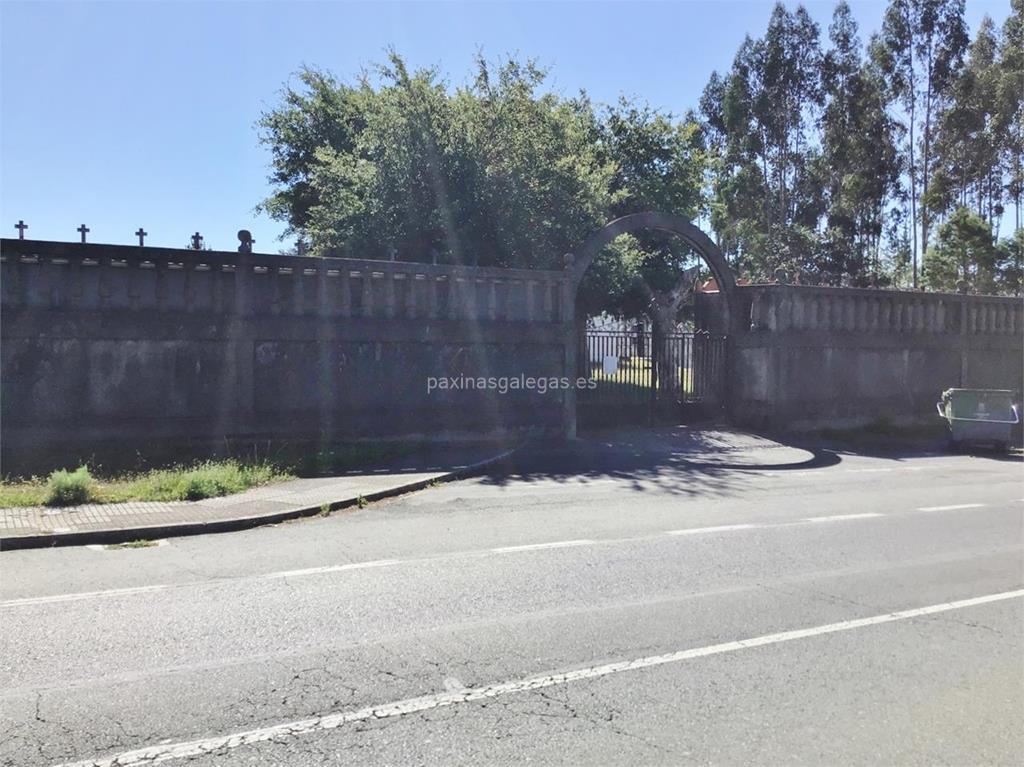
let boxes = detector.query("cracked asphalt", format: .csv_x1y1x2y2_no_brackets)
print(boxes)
1,427,1022,766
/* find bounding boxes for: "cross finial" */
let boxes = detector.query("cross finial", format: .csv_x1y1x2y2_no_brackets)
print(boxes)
135,227,147,246
77,224,90,243
190,231,203,250
14,220,27,239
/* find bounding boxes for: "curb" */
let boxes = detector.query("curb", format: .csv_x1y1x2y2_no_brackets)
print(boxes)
0,449,516,552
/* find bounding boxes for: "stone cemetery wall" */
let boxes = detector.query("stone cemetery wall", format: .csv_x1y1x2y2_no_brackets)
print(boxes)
729,284,1024,429
1,239,572,472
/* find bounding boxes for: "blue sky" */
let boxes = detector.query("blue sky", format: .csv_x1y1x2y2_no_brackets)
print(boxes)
0,1,1012,252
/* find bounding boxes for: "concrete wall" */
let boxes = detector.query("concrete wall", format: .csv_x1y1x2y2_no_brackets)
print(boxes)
729,285,1024,429
4,238,1021,468
1,239,573,472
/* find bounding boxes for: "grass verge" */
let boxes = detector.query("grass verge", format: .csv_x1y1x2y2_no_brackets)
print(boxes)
0,440,437,509
0,460,293,509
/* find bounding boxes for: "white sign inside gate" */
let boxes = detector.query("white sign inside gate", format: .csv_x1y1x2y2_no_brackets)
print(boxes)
603,355,619,376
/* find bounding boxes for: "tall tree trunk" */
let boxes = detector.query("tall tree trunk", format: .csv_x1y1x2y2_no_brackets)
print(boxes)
909,109,918,288
922,48,934,274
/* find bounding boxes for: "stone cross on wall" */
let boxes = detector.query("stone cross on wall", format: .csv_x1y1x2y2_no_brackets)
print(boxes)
191,232,204,250
135,228,147,246
14,220,27,239
77,224,90,243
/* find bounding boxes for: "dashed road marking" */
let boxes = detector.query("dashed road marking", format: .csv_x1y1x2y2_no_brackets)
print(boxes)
805,513,884,522
2,584,173,607
667,524,759,535
266,559,400,579
56,588,1024,767
491,540,594,553
917,503,986,512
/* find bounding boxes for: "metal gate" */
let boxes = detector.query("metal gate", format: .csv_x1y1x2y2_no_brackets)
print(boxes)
577,329,727,427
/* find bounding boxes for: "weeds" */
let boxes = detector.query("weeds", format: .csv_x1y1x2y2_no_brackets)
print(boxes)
45,466,94,507
2,460,292,508
105,539,158,549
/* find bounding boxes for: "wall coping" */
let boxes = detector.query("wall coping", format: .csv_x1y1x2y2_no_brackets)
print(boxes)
0,238,568,284
736,282,1021,303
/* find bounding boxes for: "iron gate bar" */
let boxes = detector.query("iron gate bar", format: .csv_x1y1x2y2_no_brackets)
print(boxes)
579,330,727,427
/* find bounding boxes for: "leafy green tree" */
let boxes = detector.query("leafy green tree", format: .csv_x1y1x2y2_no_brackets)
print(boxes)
995,228,1023,293
581,98,708,322
257,67,370,241
259,53,614,267
923,205,998,291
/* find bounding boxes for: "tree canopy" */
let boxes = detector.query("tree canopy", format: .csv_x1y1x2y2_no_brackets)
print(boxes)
259,1,1023,305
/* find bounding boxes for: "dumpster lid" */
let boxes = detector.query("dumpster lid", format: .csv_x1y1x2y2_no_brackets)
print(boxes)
942,388,1016,395
941,389,1018,422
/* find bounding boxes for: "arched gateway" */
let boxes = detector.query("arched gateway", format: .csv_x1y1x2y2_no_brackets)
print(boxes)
563,212,740,437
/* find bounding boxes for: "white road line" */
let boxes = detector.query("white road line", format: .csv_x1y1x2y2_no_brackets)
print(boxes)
0,561,403,608
666,524,758,535
491,539,594,553
264,559,400,579
1,584,174,607
56,588,1024,767
804,513,884,523
917,503,986,512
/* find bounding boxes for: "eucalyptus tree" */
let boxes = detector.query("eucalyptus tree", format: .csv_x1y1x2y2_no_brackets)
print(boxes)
700,2,824,280
818,2,901,280
875,0,968,286
997,0,1023,231
929,17,1003,228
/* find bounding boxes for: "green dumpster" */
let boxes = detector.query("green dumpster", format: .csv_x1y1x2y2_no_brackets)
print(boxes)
936,389,1019,452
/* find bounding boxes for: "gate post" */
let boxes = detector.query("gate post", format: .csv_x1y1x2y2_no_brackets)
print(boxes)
562,254,578,439
649,321,660,426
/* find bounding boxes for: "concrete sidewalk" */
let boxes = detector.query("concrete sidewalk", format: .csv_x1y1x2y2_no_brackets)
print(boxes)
0,446,513,550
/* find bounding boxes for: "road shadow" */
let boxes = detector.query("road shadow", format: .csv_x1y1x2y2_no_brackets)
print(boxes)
780,430,1024,464
481,425,842,499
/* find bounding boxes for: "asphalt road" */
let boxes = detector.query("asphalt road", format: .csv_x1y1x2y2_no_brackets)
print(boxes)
1,428,1022,766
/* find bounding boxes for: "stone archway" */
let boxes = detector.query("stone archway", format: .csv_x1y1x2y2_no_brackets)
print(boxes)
563,212,740,437
569,212,739,330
